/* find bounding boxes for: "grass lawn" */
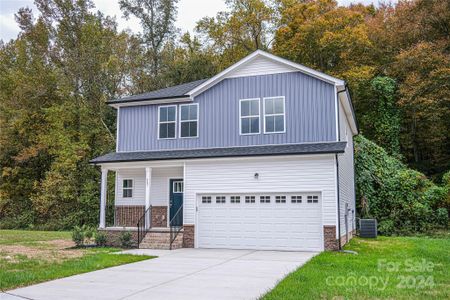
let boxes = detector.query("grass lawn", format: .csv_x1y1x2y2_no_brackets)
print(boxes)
263,236,450,300
0,230,152,291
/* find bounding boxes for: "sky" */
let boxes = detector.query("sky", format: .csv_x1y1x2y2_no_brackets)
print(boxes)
0,0,395,42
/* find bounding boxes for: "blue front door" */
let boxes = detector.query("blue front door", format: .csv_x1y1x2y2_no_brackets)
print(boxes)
169,179,183,226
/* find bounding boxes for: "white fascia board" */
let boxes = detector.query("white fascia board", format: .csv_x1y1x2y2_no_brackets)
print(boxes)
188,50,345,97
109,97,192,109
338,90,358,135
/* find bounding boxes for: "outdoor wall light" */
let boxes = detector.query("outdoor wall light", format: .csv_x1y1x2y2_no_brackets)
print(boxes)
254,173,259,179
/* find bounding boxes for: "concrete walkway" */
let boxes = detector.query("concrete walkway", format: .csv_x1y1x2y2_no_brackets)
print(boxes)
1,249,317,300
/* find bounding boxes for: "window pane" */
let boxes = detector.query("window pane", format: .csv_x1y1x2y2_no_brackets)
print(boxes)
181,122,189,137
159,107,167,122
190,121,197,137
167,123,175,138
265,99,274,114
181,105,189,121
123,189,132,198
241,118,250,134
159,123,168,138
274,98,284,114
189,105,197,120
250,117,259,133
275,115,284,132
167,106,176,121
181,121,197,137
265,116,275,132
250,100,259,115
241,101,250,117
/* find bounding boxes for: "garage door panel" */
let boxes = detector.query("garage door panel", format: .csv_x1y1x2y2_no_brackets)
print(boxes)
197,193,323,251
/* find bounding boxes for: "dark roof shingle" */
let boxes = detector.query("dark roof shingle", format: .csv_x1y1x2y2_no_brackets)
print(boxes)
90,142,346,164
108,79,208,104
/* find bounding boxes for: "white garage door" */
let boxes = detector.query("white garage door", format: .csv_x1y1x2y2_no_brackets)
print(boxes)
197,193,323,251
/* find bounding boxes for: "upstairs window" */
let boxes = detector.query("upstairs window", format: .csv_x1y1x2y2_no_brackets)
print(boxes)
122,179,133,198
159,105,176,139
240,99,260,135
180,104,198,138
264,97,285,133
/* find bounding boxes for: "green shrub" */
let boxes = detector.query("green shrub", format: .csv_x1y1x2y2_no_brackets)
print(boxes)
95,231,107,247
378,220,395,235
72,226,85,247
119,231,133,248
84,226,94,241
355,135,447,235
435,208,449,227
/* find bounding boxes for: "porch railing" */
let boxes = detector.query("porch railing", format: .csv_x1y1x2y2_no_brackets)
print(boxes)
169,206,183,250
137,206,152,248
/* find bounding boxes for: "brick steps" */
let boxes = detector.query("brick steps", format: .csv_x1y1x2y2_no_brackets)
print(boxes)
139,228,184,249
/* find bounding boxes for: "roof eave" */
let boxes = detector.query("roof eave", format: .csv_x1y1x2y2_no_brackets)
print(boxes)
108,96,192,108
89,144,346,165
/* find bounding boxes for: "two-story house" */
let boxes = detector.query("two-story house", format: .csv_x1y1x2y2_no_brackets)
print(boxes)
91,50,358,252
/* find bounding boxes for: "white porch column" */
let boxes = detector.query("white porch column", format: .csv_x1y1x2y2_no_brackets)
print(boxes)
145,167,152,229
99,168,108,229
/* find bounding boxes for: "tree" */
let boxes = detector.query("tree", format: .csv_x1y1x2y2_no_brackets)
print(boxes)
273,0,375,76
196,0,274,69
119,0,178,80
0,0,136,229
161,33,218,85
368,77,400,157
0,9,56,228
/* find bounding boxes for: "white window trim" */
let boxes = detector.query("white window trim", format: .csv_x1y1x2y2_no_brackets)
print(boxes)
122,178,134,198
239,98,261,135
158,105,177,140
263,96,286,134
179,103,199,138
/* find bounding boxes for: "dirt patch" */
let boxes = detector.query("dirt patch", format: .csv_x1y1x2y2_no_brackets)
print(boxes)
0,239,85,262
40,239,76,249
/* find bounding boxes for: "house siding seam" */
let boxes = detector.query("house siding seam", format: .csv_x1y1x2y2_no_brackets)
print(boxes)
118,72,336,152
337,102,356,238
184,155,337,226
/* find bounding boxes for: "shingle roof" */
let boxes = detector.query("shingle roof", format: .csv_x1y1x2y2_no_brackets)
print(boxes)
90,142,347,164
107,79,208,104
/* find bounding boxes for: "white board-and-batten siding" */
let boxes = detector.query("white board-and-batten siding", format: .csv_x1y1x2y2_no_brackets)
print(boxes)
183,155,337,226
115,167,183,206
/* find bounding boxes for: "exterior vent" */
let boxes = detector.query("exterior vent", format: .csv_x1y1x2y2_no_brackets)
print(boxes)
359,219,377,238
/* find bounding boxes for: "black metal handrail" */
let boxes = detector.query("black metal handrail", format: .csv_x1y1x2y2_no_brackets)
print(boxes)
169,206,183,250
137,206,152,248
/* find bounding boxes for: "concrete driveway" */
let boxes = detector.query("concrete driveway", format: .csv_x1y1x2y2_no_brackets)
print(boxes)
2,249,317,300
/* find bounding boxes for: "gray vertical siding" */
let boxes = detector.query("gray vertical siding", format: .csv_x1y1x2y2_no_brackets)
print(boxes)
118,72,336,152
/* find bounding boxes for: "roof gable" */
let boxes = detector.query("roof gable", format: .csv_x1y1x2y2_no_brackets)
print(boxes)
188,50,345,97
225,55,298,78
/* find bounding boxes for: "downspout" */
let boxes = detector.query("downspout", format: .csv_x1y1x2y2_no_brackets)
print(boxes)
335,87,347,250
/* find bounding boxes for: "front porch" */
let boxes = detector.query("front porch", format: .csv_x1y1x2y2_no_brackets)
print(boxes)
97,164,185,249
